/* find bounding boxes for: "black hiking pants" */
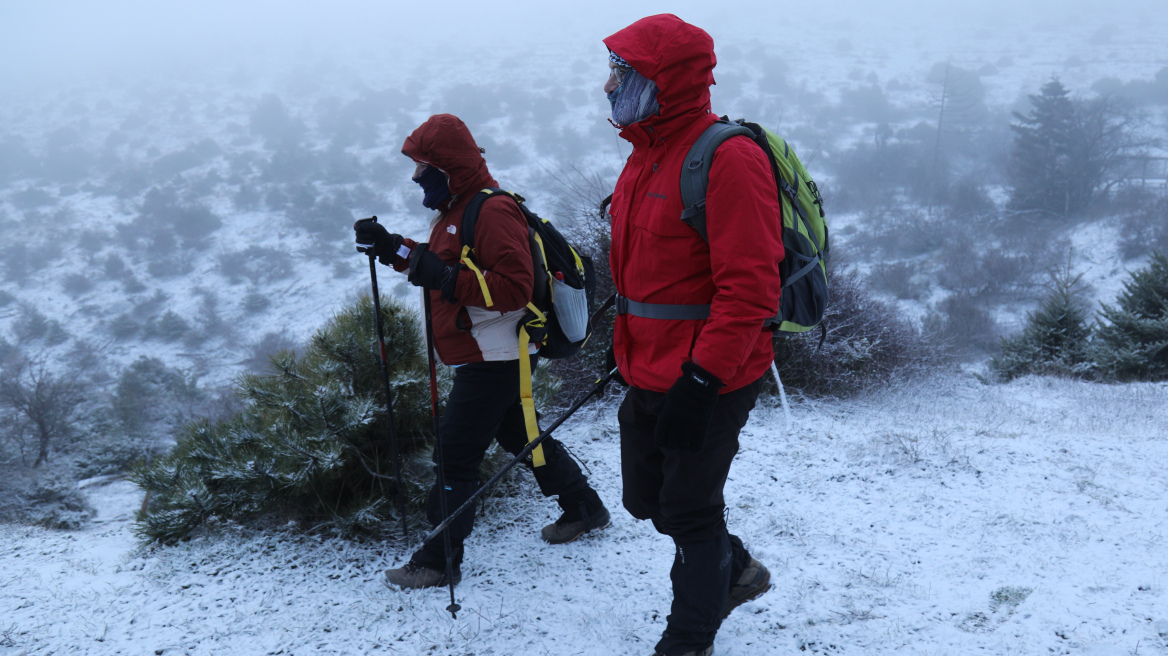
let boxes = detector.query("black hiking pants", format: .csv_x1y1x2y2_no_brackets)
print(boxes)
618,377,763,655
412,356,591,572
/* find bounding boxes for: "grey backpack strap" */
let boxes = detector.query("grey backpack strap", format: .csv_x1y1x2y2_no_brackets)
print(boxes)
615,295,711,321
679,119,755,242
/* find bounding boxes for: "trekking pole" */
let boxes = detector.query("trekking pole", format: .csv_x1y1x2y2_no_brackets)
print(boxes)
421,290,461,619
365,251,409,541
422,367,618,548
770,358,792,430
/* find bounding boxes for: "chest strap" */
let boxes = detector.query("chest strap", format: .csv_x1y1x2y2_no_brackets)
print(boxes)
615,294,710,321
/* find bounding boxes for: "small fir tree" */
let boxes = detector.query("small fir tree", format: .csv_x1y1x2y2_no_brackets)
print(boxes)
131,293,433,543
1093,251,1168,381
991,266,1093,381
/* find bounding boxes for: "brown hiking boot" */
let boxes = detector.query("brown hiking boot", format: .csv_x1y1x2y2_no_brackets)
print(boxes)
540,505,611,544
721,557,771,618
383,562,461,589
542,488,611,544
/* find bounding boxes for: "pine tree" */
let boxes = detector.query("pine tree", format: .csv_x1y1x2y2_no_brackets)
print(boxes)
131,293,434,543
1093,251,1168,381
1008,78,1079,215
1009,78,1143,216
991,266,1093,381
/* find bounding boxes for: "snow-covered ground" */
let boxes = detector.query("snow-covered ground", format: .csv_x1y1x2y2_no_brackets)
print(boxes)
4,374,1167,655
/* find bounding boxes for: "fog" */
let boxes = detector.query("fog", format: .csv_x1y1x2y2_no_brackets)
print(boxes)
1,0,1166,387
4,0,1164,89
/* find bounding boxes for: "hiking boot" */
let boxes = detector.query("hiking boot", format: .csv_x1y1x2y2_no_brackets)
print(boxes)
652,646,714,656
721,557,771,618
541,488,610,544
383,562,461,589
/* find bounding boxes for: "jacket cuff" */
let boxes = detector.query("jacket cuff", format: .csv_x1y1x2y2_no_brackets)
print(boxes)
391,238,419,272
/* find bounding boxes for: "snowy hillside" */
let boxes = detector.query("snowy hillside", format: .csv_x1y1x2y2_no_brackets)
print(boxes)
3,375,1167,655
3,2,1168,655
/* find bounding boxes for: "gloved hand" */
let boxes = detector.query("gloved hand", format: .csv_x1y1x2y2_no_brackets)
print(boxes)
407,243,458,301
654,361,723,452
353,217,405,265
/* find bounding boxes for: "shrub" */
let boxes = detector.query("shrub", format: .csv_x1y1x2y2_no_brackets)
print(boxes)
1118,195,1168,260
74,357,207,477
61,273,94,297
130,293,434,543
217,246,295,286
542,167,617,409
772,267,939,398
13,306,69,346
0,355,88,468
868,260,927,300
923,292,1001,358
150,310,190,342
0,477,95,530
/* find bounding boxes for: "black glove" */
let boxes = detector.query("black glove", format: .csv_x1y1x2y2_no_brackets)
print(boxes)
407,243,458,301
353,217,404,265
654,361,724,452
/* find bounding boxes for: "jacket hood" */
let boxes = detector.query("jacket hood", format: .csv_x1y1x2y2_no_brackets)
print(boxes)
401,114,495,201
603,14,716,135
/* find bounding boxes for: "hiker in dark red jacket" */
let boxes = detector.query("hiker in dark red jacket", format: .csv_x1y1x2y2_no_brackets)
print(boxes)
355,114,609,589
602,15,784,656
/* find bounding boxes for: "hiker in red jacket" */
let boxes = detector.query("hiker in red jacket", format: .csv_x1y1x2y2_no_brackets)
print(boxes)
603,15,784,656
355,114,609,589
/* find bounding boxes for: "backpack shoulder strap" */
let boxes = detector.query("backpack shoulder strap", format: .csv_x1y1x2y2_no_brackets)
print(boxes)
460,187,513,250
679,118,756,242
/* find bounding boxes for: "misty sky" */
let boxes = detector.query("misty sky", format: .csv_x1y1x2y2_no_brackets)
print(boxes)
4,0,1164,92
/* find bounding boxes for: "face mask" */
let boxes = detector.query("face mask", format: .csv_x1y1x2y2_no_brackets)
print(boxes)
608,67,660,127
414,165,451,210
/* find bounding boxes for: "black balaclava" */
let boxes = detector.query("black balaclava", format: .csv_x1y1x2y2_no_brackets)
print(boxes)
414,165,451,210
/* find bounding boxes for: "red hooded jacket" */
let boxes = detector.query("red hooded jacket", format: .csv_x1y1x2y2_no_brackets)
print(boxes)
395,114,535,365
603,15,785,393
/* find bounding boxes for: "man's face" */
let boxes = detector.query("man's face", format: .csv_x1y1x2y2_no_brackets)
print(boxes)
604,61,628,95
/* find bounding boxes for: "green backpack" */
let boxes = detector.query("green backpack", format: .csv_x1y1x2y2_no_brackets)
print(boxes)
679,117,830,333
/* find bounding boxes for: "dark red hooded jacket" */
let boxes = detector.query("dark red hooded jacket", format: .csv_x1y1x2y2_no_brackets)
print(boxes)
395,114,535,365
603,15,785,393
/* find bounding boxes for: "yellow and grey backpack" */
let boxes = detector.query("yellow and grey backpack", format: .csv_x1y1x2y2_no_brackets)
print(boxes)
460,188,595,466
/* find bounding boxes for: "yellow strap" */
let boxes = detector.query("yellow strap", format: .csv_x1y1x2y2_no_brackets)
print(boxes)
519,327,545,467
525,301,547,326
460,245,494,308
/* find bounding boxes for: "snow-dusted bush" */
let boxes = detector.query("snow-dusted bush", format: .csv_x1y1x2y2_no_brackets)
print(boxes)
0,354,89,468
1092,251,1168,381
0,476,94,530
772,267,940,398
131,293,435,543
543,168,617,408
868,260,927,300
829,126,935,211
923,292,1001,358
1118,195,1168,260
